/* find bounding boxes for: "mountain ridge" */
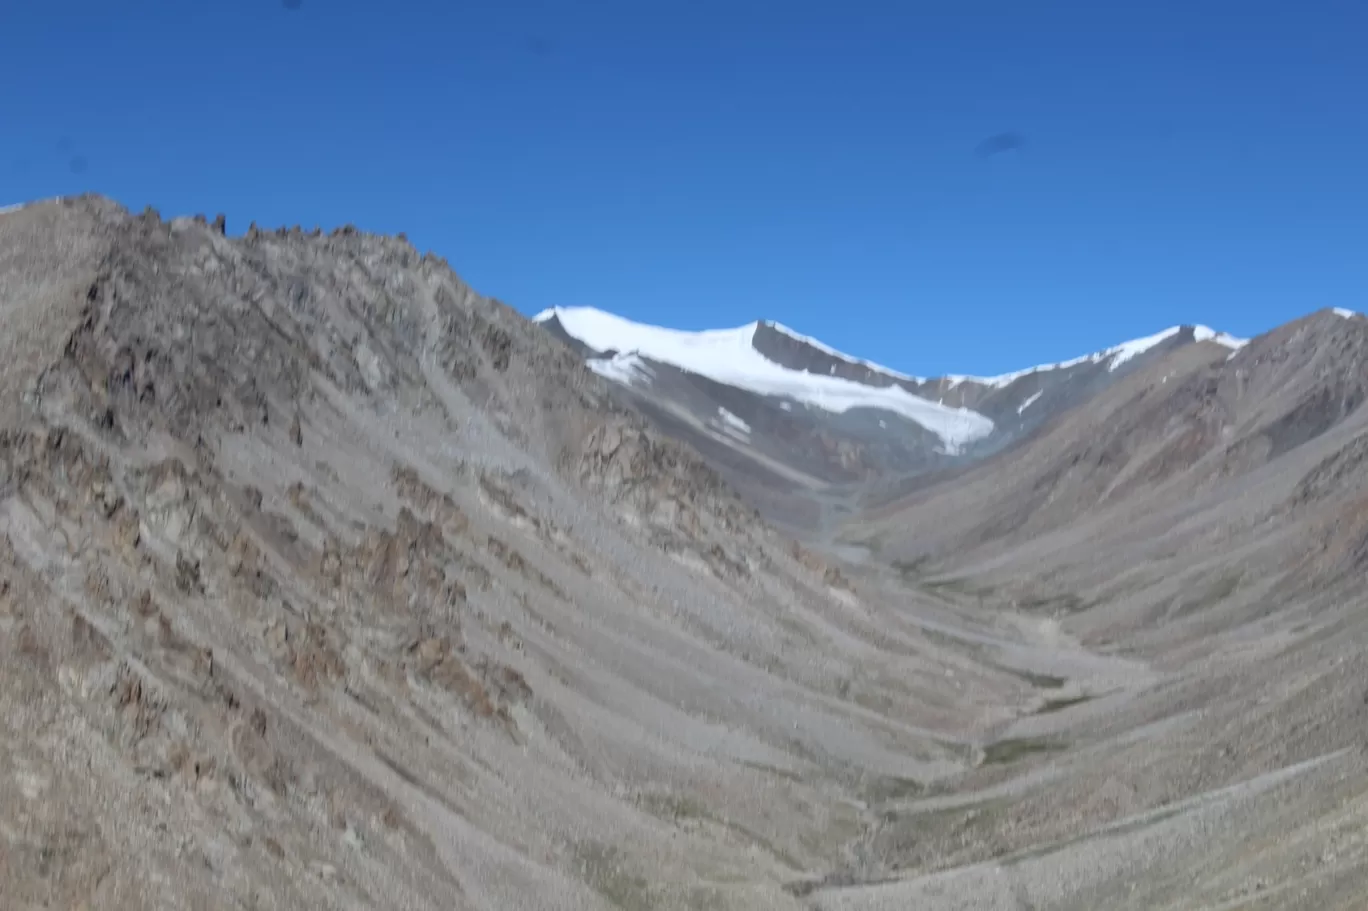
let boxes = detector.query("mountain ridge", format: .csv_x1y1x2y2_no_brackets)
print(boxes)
535,304,1271,537
533,304,1249,397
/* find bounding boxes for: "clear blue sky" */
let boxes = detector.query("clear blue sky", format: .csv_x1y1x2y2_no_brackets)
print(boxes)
3,1,1365,376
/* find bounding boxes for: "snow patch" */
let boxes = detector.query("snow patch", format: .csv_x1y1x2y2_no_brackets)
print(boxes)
1333,307,1358,319
1016,390,1044,415
944,351,1102,389
1107,327,1184,369
1192,325,1249,349
586,352,655,385
945,324,1243,388
546,307,994,452
762,321,926,383
0,196,65,215
714,408,751,437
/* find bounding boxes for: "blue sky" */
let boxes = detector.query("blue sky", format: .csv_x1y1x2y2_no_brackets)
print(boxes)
3,1,1365,376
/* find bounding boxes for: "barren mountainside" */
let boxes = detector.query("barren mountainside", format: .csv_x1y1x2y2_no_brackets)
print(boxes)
3,195,1368,911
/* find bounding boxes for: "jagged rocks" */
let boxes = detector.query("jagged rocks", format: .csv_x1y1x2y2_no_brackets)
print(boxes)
483,534,566,600
402,634,531,734
405,635,494,717
580,420,741,527
109,664,167,746
286,622,347,692
391,464,470,535
1290,430,1368,508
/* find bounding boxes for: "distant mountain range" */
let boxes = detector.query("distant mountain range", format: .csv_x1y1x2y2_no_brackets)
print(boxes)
534,305,1266,536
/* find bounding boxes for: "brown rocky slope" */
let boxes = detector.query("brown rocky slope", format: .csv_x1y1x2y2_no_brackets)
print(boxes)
0,195,1027,911
835,308,1368,908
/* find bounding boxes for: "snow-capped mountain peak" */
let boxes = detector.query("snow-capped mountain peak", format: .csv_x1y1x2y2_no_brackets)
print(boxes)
533,305,1261,513
533,306,992,452
533,306,1248,462
536,307,1245,392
